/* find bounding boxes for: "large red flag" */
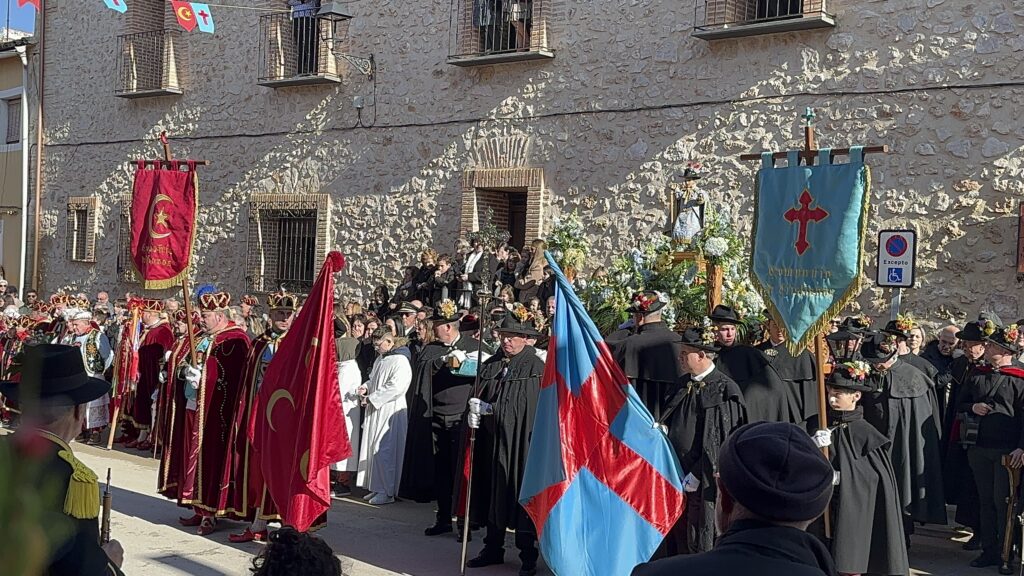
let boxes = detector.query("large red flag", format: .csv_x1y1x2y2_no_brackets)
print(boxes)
130,160,199,290
251,252,350,531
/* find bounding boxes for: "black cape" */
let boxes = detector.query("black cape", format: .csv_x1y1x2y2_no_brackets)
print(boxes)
942,356,982,528
828,407,909,576
660,367,746,553
756,340,818,426
399,334,480,502
900,351,942,429
921,342,955,440
633,519,838,576
861,359,946,524
468,347,544,531
612,321,681,421
717,344,799,425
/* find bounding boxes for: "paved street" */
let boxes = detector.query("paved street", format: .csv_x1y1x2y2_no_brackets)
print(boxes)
70,441,984,576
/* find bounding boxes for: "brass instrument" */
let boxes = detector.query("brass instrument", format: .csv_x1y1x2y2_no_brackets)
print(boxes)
100,468,112,545
1000,455,1020,574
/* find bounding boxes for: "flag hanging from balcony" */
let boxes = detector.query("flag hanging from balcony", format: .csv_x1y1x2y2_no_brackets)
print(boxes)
129,160,200,290
518,252,685,576
17,0,41,11
171,0,198,31
191,3,215,33
102,0,128,13
750,147,871,355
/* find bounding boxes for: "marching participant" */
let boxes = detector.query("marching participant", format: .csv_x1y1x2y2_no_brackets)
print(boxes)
67,308,114,445
228,290,298,542
177,289,251,536
125,298,174,451
611,290,682,421
157,309,201,502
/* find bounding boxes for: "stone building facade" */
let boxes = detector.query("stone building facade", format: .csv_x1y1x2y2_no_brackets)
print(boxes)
22,0,1024,323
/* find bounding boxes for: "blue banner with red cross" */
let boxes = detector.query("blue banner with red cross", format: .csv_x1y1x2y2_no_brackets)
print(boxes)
751,147,870,355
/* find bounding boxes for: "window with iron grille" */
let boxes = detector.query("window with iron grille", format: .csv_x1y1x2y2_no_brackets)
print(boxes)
694,0,835,39
66,197,98,263
5,98,20,144
448,0,556,65
246,194,330,294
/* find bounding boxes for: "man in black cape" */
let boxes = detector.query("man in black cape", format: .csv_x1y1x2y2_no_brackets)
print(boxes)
819,361,909,576
922,325,959,425
399,299,481,538
611,290,681,421
944,319,986,548
955,323,1024,572
757,313,818,431
465,310,545,576
881,318,942,426
710,305,797,424
859,332,946,540
657,325,746,555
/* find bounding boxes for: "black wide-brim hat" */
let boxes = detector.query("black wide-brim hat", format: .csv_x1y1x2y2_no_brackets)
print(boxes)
826,329,862,342
709,305,741,325
827,368,874,393
0,344,110,407
430,300,462,325
859,332,898,362
497,315,541,337
678,327,720,353
984,326,1022,355
880,320,910,339
626,290,667,314
956,320,985,342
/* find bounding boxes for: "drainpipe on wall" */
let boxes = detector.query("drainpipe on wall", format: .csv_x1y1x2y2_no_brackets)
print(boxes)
17,45,28,297
30,2,45,291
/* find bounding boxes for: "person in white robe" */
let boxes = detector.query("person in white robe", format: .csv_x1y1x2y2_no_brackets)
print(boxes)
67,309,113,443
356,329,412,505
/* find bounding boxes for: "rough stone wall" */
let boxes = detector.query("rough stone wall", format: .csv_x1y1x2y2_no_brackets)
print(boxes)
24,0,1024,327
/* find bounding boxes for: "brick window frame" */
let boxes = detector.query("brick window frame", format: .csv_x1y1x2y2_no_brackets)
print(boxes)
66,197,98,263
459,168,545,243
246,193,331,294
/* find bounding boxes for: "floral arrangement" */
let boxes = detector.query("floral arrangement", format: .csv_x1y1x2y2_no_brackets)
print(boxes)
1004,324,1020,344
983,319,998,338
699,317,717,346
840,360,872,381
511,302,530,323
546,210,591,272
690,205,743,265
438,299,458,319
895,314,916,333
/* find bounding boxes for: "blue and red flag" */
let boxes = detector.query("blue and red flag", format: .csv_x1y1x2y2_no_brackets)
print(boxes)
519,252,686,576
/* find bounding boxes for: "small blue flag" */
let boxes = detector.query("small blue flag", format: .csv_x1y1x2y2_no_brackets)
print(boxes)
191,3,215,34
103,0,128,13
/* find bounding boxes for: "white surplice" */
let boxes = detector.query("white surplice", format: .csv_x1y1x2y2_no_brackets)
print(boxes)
356,350,412,497
331,358,363,472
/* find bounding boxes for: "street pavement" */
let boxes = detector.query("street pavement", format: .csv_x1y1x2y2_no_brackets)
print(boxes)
67,441,984,576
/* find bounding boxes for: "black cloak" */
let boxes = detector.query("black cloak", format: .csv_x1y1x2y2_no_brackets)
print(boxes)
756,340,819,427
717,344,799,425
612,321,681,421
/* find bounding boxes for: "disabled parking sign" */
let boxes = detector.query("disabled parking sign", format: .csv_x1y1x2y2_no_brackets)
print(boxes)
877,230,916,288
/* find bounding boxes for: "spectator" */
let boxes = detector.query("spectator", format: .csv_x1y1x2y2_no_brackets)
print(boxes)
95,291,114,315
250,527,341,576
907,326,926,356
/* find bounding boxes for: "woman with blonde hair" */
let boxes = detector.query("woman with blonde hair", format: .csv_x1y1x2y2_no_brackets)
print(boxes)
516,238,547,304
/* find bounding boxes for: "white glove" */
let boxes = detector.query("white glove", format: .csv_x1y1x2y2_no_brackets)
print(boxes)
812,429,832,449
468,398,493,416
682,473,700,493
158,370,167,384
467,413,482,429
833,470,841,486
163,350,172,363
151,389,159,402
128,379,137,393
450,349,468,363
184,365,202,390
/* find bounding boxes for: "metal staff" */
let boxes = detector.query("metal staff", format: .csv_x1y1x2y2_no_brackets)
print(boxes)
100,468,112,545
1000,455,1020,575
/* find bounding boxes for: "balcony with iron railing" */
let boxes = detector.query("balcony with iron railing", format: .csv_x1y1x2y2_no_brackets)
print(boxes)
115,29,185,98
448,0,555,66
693,0,835,40
258,12,342,87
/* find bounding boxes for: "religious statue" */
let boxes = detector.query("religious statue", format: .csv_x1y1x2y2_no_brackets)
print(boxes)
669,162,708,245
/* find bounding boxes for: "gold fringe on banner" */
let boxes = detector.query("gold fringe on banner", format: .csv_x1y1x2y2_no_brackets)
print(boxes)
748,163,872,358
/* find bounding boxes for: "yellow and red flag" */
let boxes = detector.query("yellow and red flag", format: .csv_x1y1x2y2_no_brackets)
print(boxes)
171,0,198,32
129,160,199,290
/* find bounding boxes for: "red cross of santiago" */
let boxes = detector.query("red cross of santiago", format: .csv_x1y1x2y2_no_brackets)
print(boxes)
784,189,829,256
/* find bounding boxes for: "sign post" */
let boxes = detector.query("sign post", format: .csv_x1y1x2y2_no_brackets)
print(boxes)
876,229,916,320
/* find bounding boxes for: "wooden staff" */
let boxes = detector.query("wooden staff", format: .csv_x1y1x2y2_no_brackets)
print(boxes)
1001,455,1021,574
813,332,832,537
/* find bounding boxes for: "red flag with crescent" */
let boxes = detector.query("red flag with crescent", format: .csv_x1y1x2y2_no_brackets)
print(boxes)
171,0,198,32
250,252,350,532
17,0,41,10
130,160,199,289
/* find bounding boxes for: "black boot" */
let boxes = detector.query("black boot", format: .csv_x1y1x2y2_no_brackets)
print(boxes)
424,522,453,536
970,550,1001,568
466,550,504,568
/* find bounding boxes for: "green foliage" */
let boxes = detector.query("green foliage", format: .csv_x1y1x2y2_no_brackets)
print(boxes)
546,211,592,271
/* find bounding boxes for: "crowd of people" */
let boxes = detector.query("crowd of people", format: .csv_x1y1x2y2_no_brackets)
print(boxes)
3,235,1024,576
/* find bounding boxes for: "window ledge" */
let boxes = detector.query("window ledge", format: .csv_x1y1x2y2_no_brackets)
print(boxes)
694,12,835,40
258,73,342,88
447,49,555,67
115,87,184,100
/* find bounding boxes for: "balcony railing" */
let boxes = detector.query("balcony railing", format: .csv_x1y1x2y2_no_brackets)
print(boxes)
115,30,184,98
258,12,341,87
448,0,555,66
693,0,835,40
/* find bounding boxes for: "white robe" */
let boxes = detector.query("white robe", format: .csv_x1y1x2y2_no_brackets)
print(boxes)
356,351,412,497
331,359,363,472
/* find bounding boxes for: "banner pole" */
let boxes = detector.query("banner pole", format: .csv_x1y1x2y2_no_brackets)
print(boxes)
890,288,902,322
814,332,831,538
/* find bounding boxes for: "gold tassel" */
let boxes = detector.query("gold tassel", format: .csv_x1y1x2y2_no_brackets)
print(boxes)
57,449,100,520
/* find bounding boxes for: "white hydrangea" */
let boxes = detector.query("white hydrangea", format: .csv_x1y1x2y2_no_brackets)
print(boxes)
704,236,729,258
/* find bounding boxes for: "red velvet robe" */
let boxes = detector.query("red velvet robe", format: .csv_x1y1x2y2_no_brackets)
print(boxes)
228,329,286,522
112,317,139,420
126,321,175,431
178,324,250,517
157,334,195,502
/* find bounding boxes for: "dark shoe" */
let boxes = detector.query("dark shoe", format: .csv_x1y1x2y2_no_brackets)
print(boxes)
519,565,537,576
330,483,351,498
424,523,453,536
197,517,217,536
466,553,504,568
962,534,982,551
970,552,1000,568
179,514,203,527
999,564,1013,575
455,527,473,543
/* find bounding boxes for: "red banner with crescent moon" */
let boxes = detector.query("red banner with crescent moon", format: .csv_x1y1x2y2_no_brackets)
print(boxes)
130,160,199,290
